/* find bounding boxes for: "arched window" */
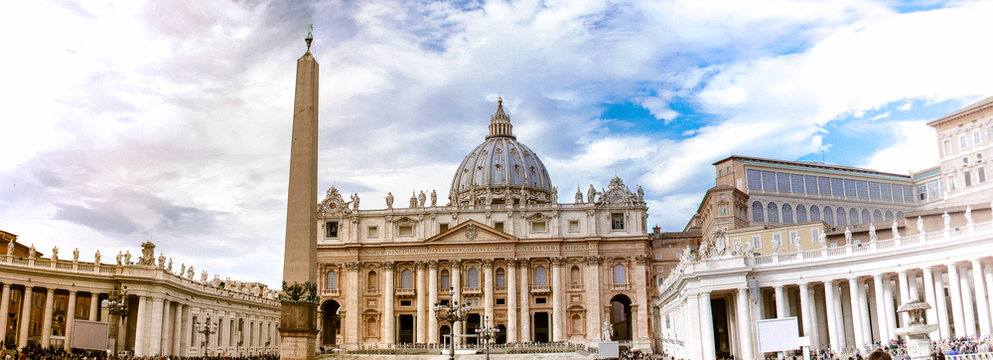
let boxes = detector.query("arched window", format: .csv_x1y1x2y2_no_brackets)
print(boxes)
836,207,847,227
467,268,479,287
896,211,904,219
873,210,883,222
367,317,378,337
885,210,894,221
861,209,871,224
823,206,834,225
767,202,780,223
440,270,450,289
849,208,859,225
781,203,793,224
326,270,338,290
367,271,377,290
571,314,582,333
810,205,821,222
496,268,506,288
613,264,626,285
752,201,765,222
570,266,581,287
796,204,807,223
400,269,413,289
535,266,547,286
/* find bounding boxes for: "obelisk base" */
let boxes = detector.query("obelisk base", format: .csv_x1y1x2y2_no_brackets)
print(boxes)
279,302,319,360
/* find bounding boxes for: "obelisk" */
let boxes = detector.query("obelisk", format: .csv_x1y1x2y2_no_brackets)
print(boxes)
279,30,320,360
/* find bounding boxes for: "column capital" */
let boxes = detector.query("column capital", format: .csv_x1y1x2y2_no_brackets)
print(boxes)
550,257,566,266
427,260,438,269
482,259,494,267
450,259,462,268
344,262,362,271
505,258,518,267
515,258,530,267
584,255,602,265
415,261,427,269
380,261,395,271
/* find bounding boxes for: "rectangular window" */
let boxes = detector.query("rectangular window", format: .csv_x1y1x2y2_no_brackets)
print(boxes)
772,233,782,251
777,173,791,193
856,180,869,199
400,300,412,307
439,223,449,233
842,179,856,197
496,273,506,288
325,221,339,238
989,126,993,141
535,297,547,304
965,171,973,186
441,274,450,289
718,169,723,176
917,184,928,201
398,225,413,237
494,222,504,232
904,185,914,202
568,220,580,233
868,182,880,200
974,129,982,145
791,174,804,193
804,175,818,195
879,183,892,201
944,140,952,155
948,175,957,191
978,153,984,162
811,228,821,242
367,226,378,239
746,169,762,191
531,221,547,233
762,171,777,191
818,176,831,195
963,157,970,165
752,235,761,250
496,298,505,305
611,213,625,230
832,178,845,197
961,134,968,149
980,167,987,183
789,231,798,248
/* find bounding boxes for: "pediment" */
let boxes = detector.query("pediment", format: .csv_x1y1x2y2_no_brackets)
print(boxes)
424,220,517,244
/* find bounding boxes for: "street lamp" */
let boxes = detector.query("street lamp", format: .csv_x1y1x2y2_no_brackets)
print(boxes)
475,315,500,360
195,312,218,356
433,288,471,360
104,285,129,354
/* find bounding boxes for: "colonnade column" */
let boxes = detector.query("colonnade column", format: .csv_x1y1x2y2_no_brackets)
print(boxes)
948,262,966,336
416,261,427,344
0,284,10,345
897,271,910,327
382,262,395,345
519,260,530,342
986,262,993,334
89,293,99,321
506,259,518,343
451,260,463,346
959,265,977,336
40,288,55,348
181,304,191,356
134,296,148,356
17,286,32,349
736,287,755,360
922,267,939,340
930,267,950,339
551,257,564,342
427,260,439,344
700,292,716,360
774,285,787,319
847,278,865,349
972,259,991,336
857,280,871,345
64,290,78,351
173,303,183,355
883,277,898,341
483,259,495,337
823,280,840,352
832,282,846,348
149,297,164,355
799,283,813,343
344,262,361,346
164,301,175,354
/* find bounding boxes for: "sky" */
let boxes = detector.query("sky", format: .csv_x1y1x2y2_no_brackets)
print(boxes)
2,0,993,287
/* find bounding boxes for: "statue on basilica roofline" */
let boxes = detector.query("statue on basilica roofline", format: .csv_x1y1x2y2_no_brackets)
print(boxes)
917,216,925,234
29,245,36,259
868,223,877,242
551,186,558,203
637,186,644,203
587,184,596,203
6,239,13,256
431,190,437,207
892,220,900,239
73,248,79,262
51,246,58,261
965,205,973,225
844,227,852,245
351,193,360,211
942,211,951,231
94,250,101,264
418,191,427,208
386,192,394,209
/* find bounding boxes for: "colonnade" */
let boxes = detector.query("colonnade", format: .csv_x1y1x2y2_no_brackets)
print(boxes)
0,283,103,351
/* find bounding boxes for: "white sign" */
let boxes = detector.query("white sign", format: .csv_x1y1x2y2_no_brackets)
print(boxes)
598,341,619,359
755,317,800,352
70,320,109,351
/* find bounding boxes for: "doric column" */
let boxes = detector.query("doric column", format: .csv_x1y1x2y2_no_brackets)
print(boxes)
832,282,846,348
857,280,871,345
847,278,865,349
799,283,813,342
483,258,495,341
134,296,148,356
883,278,897,341
173,303,183,356
181,304,191,356
0,284,10,343
736,287,755,360
586,256,602,341
774,285,787,319
685,293,702,359
506,259,518,343
65,290,78,351
416,261,427,343
518,260,530,342
149,297,164,355
924,267,944,339
451,260,463,345
986,262,993,334
427,260,439,344
807,285,821,346
41,288,55,348
382,261,395,344
972,259,991,336
89,293,99,321
959,265,977,336
947,263,966,336
898,270,910,327
700,292,716,360
164,301,175,354
344,262,361,346
823,280,840,352
551,257,565,342
872,274,889,344
17,286,32,349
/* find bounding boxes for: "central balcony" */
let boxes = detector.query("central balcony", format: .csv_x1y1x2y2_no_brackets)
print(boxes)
462,287,482,295
530,285,551,294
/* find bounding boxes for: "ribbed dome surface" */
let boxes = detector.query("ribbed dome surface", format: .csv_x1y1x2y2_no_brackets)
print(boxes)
449,99,554,206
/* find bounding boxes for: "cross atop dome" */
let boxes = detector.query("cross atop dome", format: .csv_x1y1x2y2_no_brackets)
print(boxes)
487,97,514,139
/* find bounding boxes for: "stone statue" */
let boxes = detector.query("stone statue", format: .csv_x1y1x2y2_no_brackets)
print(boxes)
116,251,123,265
791,234,801,251
386,192,394,209
409,192,417,208
892,220,900,238
180,263,186,276
418,191,427,208
602,320,612,340
743,239,753,255
551,186,557,203
94,250,101,264
942,211,951,230
157,254,166,268
351,193,360,211
187,266,195,279
587,184,596,203
868,223,877,242
575,187,583,203
715,235,726,256
28,245,35,259
771,237,781,253
965,206,973,225
200,270,208,283
211,275,221,288
818,230,827,244
733,238,742,255
917,216,925,234
844,227,852,245
73,248,79,262
430,190,437,207
138,241,155,266
51,246,58,261
167,258,173,272
637,186,644,202
6,239,13,256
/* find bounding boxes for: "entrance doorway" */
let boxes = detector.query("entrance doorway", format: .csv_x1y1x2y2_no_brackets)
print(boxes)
533,312,550,343
712,298,731,358
466,314,481,345
440,325,451,346
398,315,414,344
496,325,506,344
321,300,341,347
609,294,632,341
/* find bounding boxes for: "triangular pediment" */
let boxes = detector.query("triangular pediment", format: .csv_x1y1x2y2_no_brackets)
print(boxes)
424,220,517,244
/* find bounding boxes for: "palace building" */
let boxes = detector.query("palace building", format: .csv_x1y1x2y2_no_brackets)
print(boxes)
313,99,657,350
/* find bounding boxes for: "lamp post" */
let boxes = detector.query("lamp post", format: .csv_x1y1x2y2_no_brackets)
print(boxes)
475,315,500,360
104,285,129,354
434,288,471,360
195,312,218,356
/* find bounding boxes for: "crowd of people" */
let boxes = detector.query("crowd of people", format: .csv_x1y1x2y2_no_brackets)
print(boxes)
0,344,280,360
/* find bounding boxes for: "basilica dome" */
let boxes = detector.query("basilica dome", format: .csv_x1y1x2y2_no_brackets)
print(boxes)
449,99,555,206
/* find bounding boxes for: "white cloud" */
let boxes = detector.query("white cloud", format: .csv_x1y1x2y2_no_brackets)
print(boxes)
859,120,938,174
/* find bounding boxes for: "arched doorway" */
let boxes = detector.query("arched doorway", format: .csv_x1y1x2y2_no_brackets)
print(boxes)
321,300,341,347
533,312,550,342
398,315,414,343
466,314,481,345
609,294,632,341
440,325,451,346
496,325,506,344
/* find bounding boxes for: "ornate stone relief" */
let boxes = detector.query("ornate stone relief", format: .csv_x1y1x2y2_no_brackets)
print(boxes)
318,187,349,216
